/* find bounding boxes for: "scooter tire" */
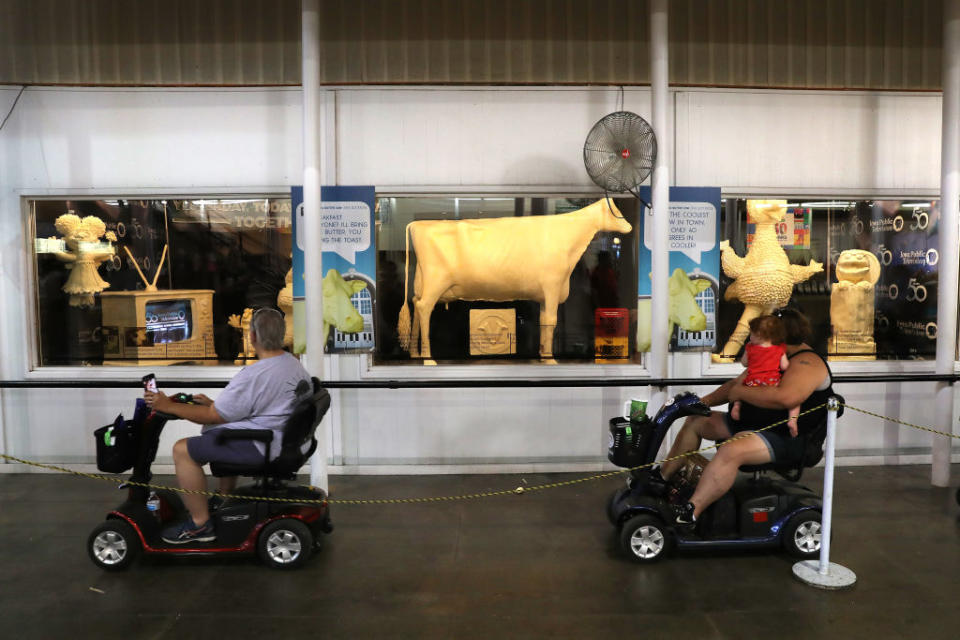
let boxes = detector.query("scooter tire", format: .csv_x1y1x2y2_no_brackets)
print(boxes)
88,519,142,571
258,519,314,570
781,511,823,559
619,514,670,563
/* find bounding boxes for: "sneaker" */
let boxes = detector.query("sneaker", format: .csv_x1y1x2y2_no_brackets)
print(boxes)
208,495,225,512
671,501,697,526
161,518,216,544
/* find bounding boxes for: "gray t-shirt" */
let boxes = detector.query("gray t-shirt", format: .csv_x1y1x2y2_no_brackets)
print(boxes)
211,352,312,460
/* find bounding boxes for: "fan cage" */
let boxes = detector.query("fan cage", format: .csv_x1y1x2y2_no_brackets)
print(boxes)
583,111,657,194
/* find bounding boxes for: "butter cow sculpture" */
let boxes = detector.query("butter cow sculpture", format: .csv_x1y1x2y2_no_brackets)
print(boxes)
829,249,882,360
396,198,632,362
712,200,823,362
323,268,367,345
636,268,712,352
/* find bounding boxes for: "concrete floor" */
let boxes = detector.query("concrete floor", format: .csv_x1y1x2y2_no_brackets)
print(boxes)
1,464,958,639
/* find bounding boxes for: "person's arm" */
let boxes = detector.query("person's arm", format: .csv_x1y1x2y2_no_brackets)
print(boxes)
786,404,801,437
701,371,748,407
729,351,826,410
779,353,790,372
145,390,224,425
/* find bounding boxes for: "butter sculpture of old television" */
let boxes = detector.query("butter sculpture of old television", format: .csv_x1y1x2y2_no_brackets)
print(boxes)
101,245,215,365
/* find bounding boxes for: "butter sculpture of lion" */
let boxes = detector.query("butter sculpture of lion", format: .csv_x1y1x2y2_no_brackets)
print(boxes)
829,249,881,360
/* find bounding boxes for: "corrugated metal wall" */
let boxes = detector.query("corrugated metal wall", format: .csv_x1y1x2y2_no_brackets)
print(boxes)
0,0,943,89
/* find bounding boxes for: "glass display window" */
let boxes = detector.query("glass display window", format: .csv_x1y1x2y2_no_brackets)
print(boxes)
373,196,641,365
29,197,293,367
715,198,940,362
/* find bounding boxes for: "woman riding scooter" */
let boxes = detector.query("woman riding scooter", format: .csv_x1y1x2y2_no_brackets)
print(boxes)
658,308,835,527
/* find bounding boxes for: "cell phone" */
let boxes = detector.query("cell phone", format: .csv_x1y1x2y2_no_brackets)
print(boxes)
141,373,158,393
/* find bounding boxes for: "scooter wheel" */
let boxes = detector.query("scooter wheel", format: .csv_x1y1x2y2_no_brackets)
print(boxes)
88,520,141,571
619,514,670,563
258,519,314,570
781,511,822,559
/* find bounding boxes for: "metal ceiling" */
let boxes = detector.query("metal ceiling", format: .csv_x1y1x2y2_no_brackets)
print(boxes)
0,0,943,89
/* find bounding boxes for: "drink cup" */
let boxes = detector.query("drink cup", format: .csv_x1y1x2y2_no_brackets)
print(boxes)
623,398,648,421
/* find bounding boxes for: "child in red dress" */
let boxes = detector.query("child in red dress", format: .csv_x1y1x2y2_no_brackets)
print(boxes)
730,315,801,436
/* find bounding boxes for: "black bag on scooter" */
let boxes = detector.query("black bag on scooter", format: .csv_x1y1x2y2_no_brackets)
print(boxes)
94,399,147,473
608,415,654,468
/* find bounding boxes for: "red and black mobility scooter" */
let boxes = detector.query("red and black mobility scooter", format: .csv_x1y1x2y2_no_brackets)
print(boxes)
88,376,332,570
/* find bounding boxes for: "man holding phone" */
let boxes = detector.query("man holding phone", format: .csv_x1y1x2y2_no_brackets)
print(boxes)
144,308,311,544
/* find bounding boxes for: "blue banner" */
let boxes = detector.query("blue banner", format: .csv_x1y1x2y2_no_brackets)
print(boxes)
635,186,722,352
291,186,377,354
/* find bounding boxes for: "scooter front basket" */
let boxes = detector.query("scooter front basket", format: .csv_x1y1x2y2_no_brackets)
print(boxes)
607,416,655,468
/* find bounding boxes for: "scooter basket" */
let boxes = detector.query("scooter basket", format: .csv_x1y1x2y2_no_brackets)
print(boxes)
94,414,137,473
607,416,654,468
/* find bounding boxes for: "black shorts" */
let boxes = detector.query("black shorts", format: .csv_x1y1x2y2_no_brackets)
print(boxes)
186,428,265,466
724,413,805,463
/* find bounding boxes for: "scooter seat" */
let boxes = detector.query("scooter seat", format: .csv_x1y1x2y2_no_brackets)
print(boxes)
209,379,329,481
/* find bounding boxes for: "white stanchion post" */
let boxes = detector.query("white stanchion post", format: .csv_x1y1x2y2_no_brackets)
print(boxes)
792,396,857,589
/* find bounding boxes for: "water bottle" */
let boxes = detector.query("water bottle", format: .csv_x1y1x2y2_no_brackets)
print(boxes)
146,491,160,516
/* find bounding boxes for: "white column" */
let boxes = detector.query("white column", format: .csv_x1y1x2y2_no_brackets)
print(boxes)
649,0,670,409
302,0,328,491
933,0,960,487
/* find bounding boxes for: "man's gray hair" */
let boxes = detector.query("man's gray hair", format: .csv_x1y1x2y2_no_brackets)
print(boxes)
251,308,286,351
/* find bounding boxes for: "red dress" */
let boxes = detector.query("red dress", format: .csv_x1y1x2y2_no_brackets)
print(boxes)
744,343,786,387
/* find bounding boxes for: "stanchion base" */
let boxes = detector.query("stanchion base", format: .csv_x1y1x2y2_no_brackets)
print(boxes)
792,560,857,590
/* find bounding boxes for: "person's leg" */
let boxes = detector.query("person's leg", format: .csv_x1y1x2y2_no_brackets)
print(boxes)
687,433,771,518
661,411,732,479
218,476,238,494
172,438,211,526
730,400,741,421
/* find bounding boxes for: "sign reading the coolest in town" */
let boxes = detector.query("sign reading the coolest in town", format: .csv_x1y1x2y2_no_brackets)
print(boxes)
635,186,722,352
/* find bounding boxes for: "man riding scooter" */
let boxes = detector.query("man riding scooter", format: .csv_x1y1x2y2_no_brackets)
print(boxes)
145,307,311,543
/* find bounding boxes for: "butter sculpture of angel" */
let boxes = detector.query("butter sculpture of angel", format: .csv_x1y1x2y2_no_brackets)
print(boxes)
49,212,117,307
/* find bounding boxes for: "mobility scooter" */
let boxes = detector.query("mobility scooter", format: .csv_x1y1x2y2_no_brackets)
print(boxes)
606,392,841,563
87,377,332,571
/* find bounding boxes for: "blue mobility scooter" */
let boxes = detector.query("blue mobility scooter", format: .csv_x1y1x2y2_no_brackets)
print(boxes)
607,392,840,563
88,377,332,571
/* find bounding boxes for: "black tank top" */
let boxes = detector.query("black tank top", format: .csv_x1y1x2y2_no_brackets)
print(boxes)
734,349,835,438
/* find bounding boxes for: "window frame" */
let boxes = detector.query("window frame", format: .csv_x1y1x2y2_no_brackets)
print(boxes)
701,189,952,378
19,188,291,380
363,189,656,381
20,187,957,382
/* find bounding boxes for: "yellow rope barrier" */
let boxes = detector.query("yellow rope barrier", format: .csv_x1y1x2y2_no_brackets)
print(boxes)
839,403,960,439
1,401,955,505
0,404,827,505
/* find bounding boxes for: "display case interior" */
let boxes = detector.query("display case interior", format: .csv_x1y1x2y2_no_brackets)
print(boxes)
30,198,293,367
374,196,640,365
714,198,940,362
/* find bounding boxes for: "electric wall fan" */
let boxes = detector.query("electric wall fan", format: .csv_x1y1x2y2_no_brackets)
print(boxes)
583,111,657,208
